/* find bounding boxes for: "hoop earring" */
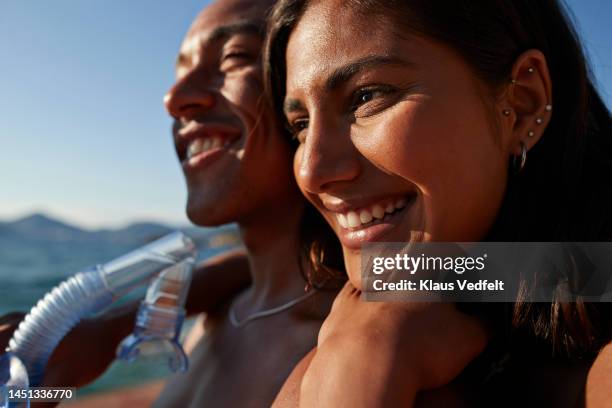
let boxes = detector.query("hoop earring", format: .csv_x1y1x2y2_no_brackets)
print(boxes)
512,141,527,173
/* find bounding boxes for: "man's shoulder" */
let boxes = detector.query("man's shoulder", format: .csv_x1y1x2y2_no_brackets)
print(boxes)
197,247,249,273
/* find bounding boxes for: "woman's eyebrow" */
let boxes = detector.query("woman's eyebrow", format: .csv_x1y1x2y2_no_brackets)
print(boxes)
283,55,413,115
325,55,414,91
283,99,304,115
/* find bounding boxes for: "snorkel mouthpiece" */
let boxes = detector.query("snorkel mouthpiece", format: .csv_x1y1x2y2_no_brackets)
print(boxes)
117,257,194,372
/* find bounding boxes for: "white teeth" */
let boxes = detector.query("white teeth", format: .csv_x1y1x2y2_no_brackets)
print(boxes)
187,139,204,159
372,205,385,220
347,211,360,228
337,197,411,230
211,137,222,149
337,213,348,228
202,138,212,151
187,136,231,160
359,210,373,224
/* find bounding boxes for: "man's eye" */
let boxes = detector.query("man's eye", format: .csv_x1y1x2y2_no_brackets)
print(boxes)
220,51,255,71
223,51,251,61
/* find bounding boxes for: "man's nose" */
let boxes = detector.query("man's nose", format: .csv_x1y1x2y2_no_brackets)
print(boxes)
164,70,217,120
296,118,361,194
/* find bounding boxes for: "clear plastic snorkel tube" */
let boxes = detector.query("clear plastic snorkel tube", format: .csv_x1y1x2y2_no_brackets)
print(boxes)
1,231,196,407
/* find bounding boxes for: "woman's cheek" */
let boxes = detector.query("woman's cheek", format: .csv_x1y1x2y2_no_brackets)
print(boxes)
354,102,444,187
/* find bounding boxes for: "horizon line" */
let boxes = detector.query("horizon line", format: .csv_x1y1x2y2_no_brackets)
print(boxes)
0,210,193,232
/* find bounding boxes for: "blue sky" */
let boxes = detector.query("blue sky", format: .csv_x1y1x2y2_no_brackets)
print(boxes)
0,0,610,229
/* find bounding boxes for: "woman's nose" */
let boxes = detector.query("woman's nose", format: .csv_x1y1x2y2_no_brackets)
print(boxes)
296,119,361,194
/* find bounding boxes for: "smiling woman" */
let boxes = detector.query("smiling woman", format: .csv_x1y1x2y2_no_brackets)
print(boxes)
265,0,612,406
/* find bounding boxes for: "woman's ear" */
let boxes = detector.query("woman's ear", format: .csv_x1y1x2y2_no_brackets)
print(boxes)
499,49,553,156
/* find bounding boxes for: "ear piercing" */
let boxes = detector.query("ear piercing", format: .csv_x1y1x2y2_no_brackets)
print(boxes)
502,109,511,116
545,104,552,111
510,67,536,84
512,141,528,173
528,130,535,137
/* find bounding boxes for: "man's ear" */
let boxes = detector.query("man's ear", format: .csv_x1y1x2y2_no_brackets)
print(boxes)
498,49,553,156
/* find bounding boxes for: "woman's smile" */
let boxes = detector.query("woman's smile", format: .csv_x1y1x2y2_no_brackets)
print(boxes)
319,193,416,249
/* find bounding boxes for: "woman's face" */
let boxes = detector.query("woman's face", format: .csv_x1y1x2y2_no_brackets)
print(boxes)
284,3,511,284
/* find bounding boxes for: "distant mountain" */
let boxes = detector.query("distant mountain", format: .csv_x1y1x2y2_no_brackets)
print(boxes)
1,213,86,242
0,213,238,245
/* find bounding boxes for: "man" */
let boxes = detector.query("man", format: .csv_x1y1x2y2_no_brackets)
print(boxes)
155,0,336,406
1,1,337,406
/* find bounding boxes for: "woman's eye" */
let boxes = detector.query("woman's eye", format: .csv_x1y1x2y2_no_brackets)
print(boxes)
350,86,395,114
358,91,374,104
287,119,309,143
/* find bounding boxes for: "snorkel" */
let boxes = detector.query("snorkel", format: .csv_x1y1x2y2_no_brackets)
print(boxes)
1,231,196,407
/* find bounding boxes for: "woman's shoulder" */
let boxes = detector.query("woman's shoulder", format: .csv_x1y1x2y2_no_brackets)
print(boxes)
585,341,612,407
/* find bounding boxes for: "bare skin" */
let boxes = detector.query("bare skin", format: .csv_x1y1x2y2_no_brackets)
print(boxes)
585,342,612,407
155,0,337,406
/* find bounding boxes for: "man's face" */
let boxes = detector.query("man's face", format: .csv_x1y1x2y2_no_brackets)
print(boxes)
165,0,296,226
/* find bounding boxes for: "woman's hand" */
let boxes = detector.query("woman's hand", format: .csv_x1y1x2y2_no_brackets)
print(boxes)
299,282,490,407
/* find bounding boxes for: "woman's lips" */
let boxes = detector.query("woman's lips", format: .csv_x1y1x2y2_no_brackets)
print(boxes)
326,195,415,249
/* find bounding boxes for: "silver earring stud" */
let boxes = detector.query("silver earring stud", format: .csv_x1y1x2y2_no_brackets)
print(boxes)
528,130,535,137
535,118,543,124
545,104,552,111
510,79,517,85
527,67,534,73
503,109,511,116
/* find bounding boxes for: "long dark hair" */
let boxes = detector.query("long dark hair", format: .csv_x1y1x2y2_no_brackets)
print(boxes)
264,0,612,357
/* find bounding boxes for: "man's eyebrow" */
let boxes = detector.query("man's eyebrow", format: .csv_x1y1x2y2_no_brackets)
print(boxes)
208,20,263,43
175,20,263,70
325,55,414,91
